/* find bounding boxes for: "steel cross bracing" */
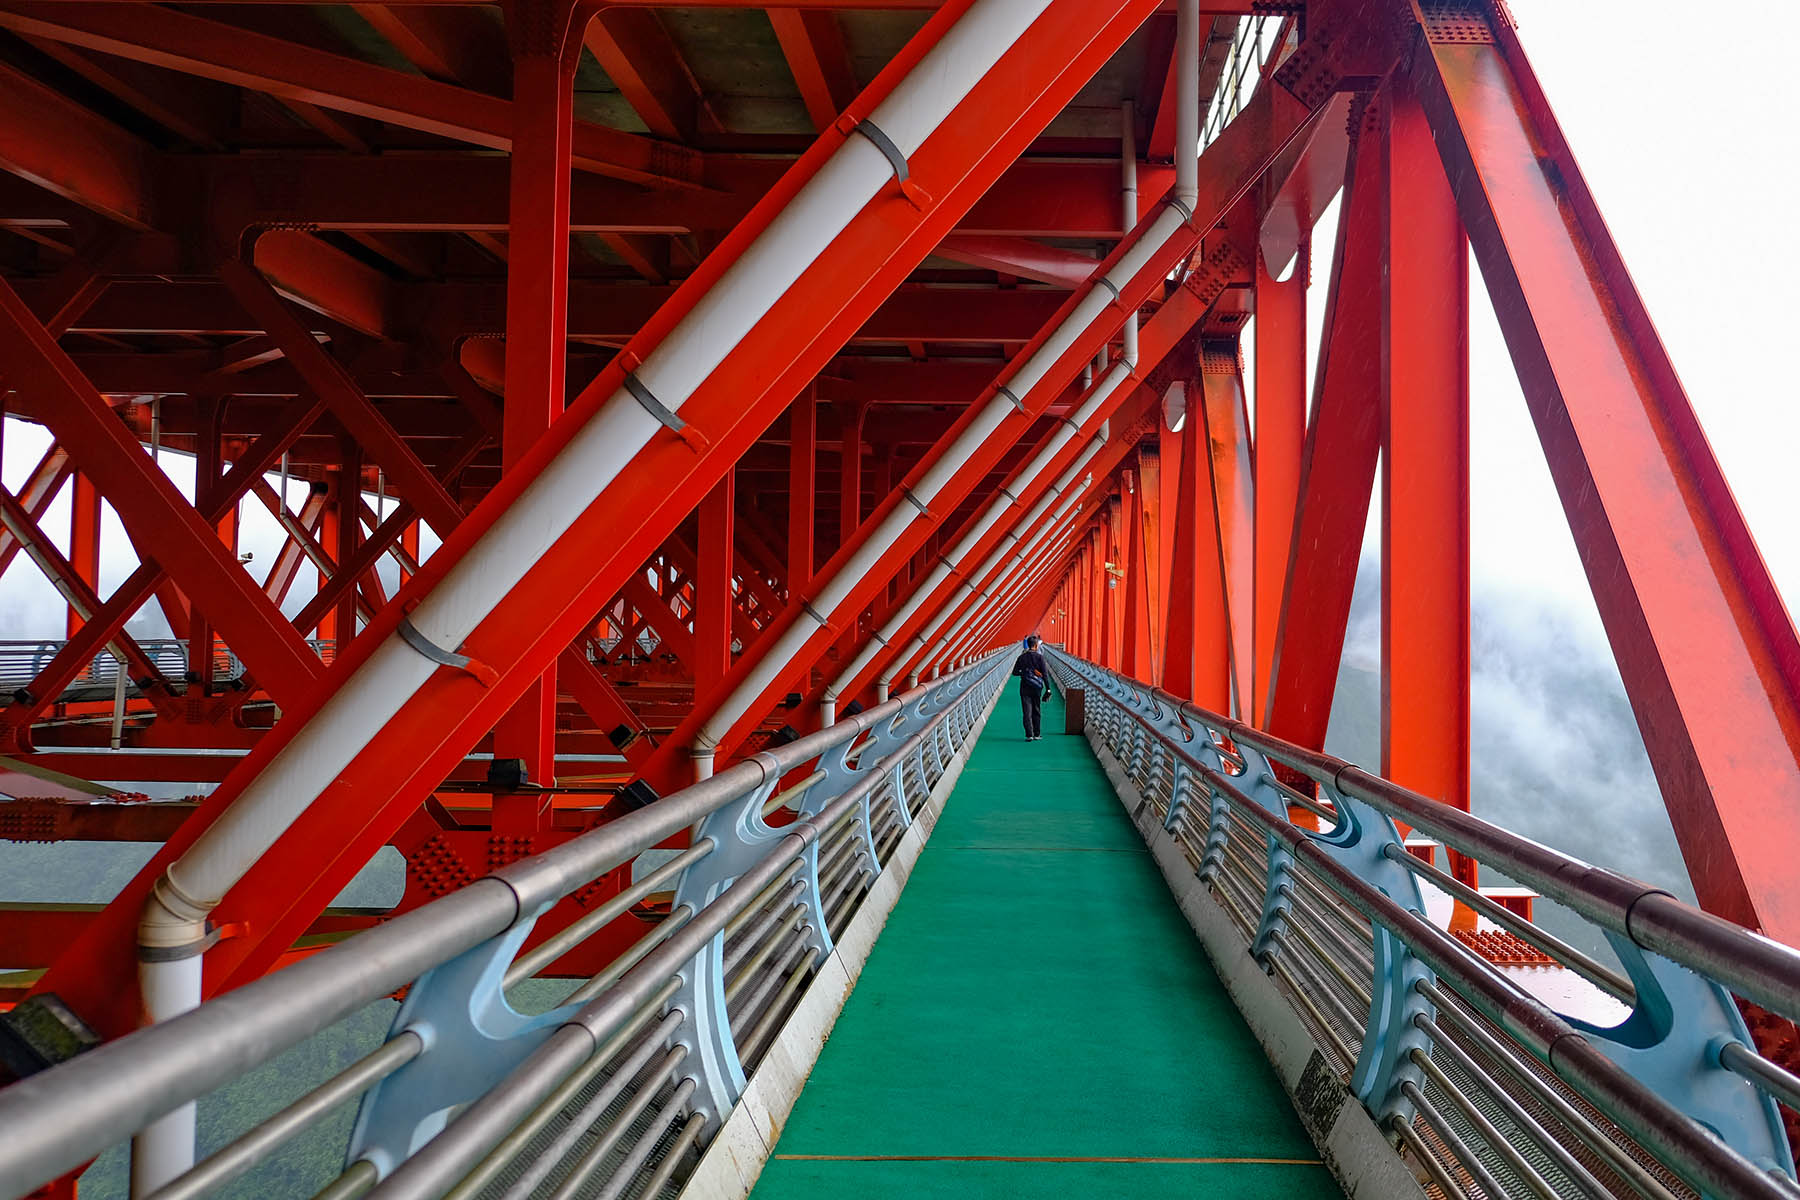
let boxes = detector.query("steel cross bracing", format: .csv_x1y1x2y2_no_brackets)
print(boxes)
0,0,1797,1190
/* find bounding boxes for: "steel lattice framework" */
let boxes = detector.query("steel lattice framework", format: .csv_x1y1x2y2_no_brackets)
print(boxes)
0,0,1796,1160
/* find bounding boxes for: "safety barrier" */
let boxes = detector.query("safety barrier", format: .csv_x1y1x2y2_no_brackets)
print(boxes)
0,639,339,695
0,653,1006,1200
1053,648,1800,1200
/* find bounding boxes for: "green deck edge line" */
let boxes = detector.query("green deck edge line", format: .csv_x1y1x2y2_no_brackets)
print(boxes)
748,689,1343,1199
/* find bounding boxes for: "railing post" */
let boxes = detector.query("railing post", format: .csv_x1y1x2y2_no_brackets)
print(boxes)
669,757,802,1131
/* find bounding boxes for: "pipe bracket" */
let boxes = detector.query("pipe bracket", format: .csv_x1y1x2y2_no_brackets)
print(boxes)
622,368,709,453
997,384,1027,413
844,115,930,210
398,615,499,688
899,486,930,516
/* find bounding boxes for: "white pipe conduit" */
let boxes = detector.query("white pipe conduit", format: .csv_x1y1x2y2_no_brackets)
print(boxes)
699,212,1177,746
738,0,1203,739
943,527,1074,668
924,491,1084,671
914,489,1086,677
826,363,1132,705
128,0,1063,1187
696,0,1204,753
873,433,1104,694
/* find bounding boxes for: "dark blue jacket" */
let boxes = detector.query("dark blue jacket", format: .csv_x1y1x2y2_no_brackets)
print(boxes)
1012,650,1050,695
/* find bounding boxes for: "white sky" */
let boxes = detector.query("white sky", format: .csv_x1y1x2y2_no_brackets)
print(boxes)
2,0,1796,656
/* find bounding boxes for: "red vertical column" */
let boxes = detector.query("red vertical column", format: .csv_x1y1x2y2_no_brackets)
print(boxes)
1162,385,1230,711
1253,246,1306,726
1104,498,1125,669
837,399,868,548
187,395,234,689
492,0,579,786
1381,85,1474,899
1157,415,1181,663
1088,528,1106,663
696,473,736,699
66,475,101,638
1121,467,1153,681
787,387,816,593
314,486,339,645
334,442,363,644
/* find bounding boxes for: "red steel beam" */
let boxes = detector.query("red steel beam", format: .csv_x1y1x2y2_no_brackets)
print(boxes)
179,153,1170,241
0,60,156,229
1380,80,1474,899
695,475,735,699
32,0,1178,1029
933,235,1098,287
1198,340,1252,717
0,281,322,703
0,3,705,188
768,8,858,132
583,9,715,141
1414,19,1800,940
656,79,1318,777
1251,245,1305,723
1263,128,1379,743
0,395,325,740
0,444,73,583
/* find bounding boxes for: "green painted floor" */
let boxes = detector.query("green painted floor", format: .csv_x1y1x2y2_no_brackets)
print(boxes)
749,689,1343,1199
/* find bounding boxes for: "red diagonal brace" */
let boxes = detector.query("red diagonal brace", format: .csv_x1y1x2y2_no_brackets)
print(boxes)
0,279,321,704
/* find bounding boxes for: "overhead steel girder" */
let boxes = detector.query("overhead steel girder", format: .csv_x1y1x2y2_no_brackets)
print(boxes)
171,154,1172,242
0,3,705,188
35,0,1169,1033
1411,16,1800,941
645,78,1323,785
0,60,157,230
44,273,1074,348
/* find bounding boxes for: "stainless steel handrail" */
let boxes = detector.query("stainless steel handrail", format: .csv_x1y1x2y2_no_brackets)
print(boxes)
0,652,1007,1199
1053,647,1800,1200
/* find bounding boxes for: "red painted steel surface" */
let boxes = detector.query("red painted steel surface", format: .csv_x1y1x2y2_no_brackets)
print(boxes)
0,0,1792,1063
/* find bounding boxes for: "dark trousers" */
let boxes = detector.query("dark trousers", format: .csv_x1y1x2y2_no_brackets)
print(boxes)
1020,686,1043,738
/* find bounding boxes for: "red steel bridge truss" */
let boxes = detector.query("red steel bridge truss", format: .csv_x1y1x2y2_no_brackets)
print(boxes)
0,0,1796,1124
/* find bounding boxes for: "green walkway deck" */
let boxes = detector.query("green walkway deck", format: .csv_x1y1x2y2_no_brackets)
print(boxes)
748,688,1343,1199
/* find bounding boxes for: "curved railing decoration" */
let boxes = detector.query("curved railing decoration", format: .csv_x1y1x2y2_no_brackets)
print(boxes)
0,654,1007,1200
1053,647,1800,1200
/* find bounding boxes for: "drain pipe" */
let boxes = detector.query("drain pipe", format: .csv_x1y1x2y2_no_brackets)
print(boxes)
128,0,1062,1186
693,0,1203,770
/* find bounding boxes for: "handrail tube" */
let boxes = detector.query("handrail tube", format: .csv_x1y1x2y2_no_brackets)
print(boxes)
1156,683,1800,1024
1061,651,1798,1199
0,661,992,1196
131,12,1065,1180
372,672,1001,1198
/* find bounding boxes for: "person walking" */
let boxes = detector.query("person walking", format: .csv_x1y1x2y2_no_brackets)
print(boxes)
1011,634,1052,741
